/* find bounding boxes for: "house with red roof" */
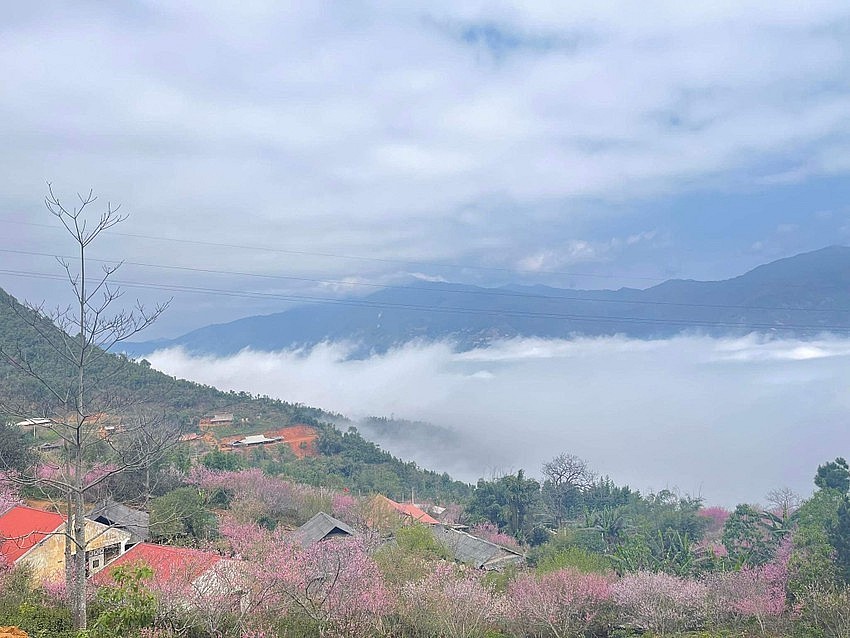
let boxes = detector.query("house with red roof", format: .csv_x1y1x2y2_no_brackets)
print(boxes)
0,505,131,582
92,542,222,587
373,494,440,526
92,542,246,614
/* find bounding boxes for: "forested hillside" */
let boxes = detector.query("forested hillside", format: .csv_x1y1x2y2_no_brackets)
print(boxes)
0,285,470,503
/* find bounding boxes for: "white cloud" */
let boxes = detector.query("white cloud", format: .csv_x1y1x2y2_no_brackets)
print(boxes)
147,333,850,506
3,4,850,251
2,2,850,333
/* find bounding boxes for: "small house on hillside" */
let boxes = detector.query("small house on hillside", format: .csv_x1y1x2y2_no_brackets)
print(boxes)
231,434,283,448
373,495,440,525
431,525,526,571
88,500,150,546
0,505,131,581
293,512,357,547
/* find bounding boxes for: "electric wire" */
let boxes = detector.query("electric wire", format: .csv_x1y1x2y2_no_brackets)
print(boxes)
1,267,850,335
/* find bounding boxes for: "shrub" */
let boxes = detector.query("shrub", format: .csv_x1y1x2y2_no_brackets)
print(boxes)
91,564,157,637
395,524,451,560
613,571,708,636
795,584,850,638
535,546,613,575
398,564,503,638
506,568,614,637
705,537,789,633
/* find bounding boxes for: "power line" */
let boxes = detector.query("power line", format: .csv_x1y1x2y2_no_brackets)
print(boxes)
1,246,848,315
2,266,850,335
0,216,670,282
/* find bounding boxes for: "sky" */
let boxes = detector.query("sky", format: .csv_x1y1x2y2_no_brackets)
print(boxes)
148,335,850,507
2,2,850,337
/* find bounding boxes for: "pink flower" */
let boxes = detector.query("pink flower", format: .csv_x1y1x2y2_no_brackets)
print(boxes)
400,564,503,638
470,521,522,551
613,572,708,635
706,536,790,631
507,568,614,637
698,506,730,535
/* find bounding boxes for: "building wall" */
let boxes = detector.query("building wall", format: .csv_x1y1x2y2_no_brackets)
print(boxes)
18,519,131,582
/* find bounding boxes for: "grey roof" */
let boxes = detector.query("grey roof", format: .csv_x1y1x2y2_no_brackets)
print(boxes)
431,525,526,571
232,434,282,447
293,512,357,548
88,500,150,544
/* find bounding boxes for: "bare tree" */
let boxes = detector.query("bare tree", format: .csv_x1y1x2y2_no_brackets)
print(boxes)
541,453,596,528
766,486,802,521
0,185,171,629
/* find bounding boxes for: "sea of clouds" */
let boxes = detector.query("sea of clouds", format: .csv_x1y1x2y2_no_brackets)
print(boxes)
147,334,850,507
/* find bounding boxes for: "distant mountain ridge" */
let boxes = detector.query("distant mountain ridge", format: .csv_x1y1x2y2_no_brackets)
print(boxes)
125,246,850,357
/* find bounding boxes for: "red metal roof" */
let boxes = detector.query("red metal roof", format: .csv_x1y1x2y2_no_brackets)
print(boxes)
92,542,221,586
0,505,65,564
377,495,440,525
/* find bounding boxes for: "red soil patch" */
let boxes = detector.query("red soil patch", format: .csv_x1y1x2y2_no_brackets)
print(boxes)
265,425,318,459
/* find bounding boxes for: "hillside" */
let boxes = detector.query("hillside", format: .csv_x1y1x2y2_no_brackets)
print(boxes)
0,286,471,502
125,246,850,357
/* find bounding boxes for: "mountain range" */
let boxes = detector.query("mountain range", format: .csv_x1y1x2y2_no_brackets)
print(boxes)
125,246,850,357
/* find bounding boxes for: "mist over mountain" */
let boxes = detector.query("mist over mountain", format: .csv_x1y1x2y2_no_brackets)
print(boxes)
126,246,850,357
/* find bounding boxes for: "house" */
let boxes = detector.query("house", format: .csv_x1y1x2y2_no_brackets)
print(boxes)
92,542,222,587
374,495,440,525
431,525,526,571
92,542,245,612
293,512,357,547
88,499,150,546
230,434,283,448
14,418,52,428
0,505,131,581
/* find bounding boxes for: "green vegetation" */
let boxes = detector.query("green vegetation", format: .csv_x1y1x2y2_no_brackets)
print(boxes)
150,486,219,543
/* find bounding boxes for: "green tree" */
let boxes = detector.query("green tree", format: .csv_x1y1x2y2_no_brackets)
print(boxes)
722,503,785,566
829,496,850,584
150,486,218,542
467,470,540,539
0,421,35,474
92,564,156,636
815,458,850,493
789,487,843,594
541,453,595,527
202,449,246,471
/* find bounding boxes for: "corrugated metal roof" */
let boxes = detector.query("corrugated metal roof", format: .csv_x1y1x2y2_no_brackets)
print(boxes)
0,506,64,564
293,512,357,547
88,500,150,544
92,542,221,586
375,495,440,525
431,525,525,571
232,434,282,446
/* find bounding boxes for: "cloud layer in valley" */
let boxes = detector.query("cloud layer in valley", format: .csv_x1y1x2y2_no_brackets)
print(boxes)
147,334,850,506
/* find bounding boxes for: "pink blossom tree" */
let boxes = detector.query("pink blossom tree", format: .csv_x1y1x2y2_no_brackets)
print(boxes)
222,522,391,637
507,568,614,638
706,537,790,633
613,571,708,636
0,472,22,515
398,564,503,638
187,467,365,528
698,506,730,536
470,521,523,551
